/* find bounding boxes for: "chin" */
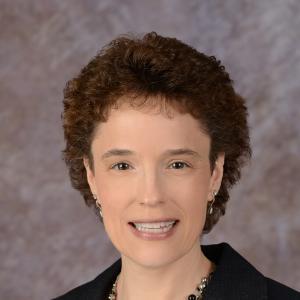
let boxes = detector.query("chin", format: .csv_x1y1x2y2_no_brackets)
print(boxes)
122,245,184,268
124,247,184,269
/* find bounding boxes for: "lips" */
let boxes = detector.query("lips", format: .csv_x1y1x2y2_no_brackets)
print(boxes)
128,219,179,240
128,219,179,227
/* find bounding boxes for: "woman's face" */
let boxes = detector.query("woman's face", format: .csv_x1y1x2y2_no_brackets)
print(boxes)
84,98,224,268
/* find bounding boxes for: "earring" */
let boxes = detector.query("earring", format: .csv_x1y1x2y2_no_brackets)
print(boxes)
93,194,103,218
208,190,217,215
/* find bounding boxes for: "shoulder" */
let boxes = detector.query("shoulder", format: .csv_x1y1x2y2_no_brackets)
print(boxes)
265,277,300,299
51,259,121,300
202,242,300,299
52,278,97,300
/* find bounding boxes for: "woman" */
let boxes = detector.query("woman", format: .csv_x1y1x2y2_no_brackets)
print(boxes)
53,32,299,299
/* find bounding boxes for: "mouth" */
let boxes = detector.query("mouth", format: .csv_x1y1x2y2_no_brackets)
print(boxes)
128,220,179,233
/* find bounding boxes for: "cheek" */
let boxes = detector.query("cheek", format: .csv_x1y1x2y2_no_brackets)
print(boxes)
182,190,209,224
184,188,209,236
99,188,126,224
95,178,129,237
173,172,211,204
94,172,129,206
100,198,126,250
176,175,211,224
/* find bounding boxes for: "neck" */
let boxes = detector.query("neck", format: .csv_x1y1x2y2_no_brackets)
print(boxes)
116,241,215,300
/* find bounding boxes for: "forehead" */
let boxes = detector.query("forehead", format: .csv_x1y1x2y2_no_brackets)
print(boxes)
91,98,211,157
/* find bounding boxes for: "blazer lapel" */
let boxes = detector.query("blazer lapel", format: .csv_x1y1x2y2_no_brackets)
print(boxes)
95,258,121,300
202,243,268,300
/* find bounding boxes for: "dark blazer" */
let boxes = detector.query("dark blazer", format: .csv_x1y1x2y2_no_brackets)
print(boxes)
53,242,300,299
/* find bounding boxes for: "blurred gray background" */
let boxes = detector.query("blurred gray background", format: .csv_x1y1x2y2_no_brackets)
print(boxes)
1,0,299,299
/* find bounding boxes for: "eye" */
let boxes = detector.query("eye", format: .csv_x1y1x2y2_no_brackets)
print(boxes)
111,161,190,171
169,161,190,169
111,162,132,171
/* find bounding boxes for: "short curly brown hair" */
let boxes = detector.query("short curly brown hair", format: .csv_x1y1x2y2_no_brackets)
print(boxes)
61,31,251,234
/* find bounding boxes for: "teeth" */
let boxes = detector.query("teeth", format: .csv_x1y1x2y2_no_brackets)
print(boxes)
133,221,176,233
134,221,176,228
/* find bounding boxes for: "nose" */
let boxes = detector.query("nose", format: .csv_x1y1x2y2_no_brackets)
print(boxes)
138,169,164,207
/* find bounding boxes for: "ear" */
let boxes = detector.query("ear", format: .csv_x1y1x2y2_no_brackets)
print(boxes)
208,153,225,199
83,156,97,196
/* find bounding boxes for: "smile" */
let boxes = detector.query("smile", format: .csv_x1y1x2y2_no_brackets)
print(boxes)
128,220,179,240
132,221,177,232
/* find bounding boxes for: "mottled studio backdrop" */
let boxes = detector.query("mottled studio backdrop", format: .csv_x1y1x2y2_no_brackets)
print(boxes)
0,0,299,299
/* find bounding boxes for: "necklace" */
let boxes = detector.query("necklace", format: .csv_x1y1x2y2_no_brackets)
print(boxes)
108,270,215,300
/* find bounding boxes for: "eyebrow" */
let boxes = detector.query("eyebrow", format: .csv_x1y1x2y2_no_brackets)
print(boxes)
101,148,201,160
